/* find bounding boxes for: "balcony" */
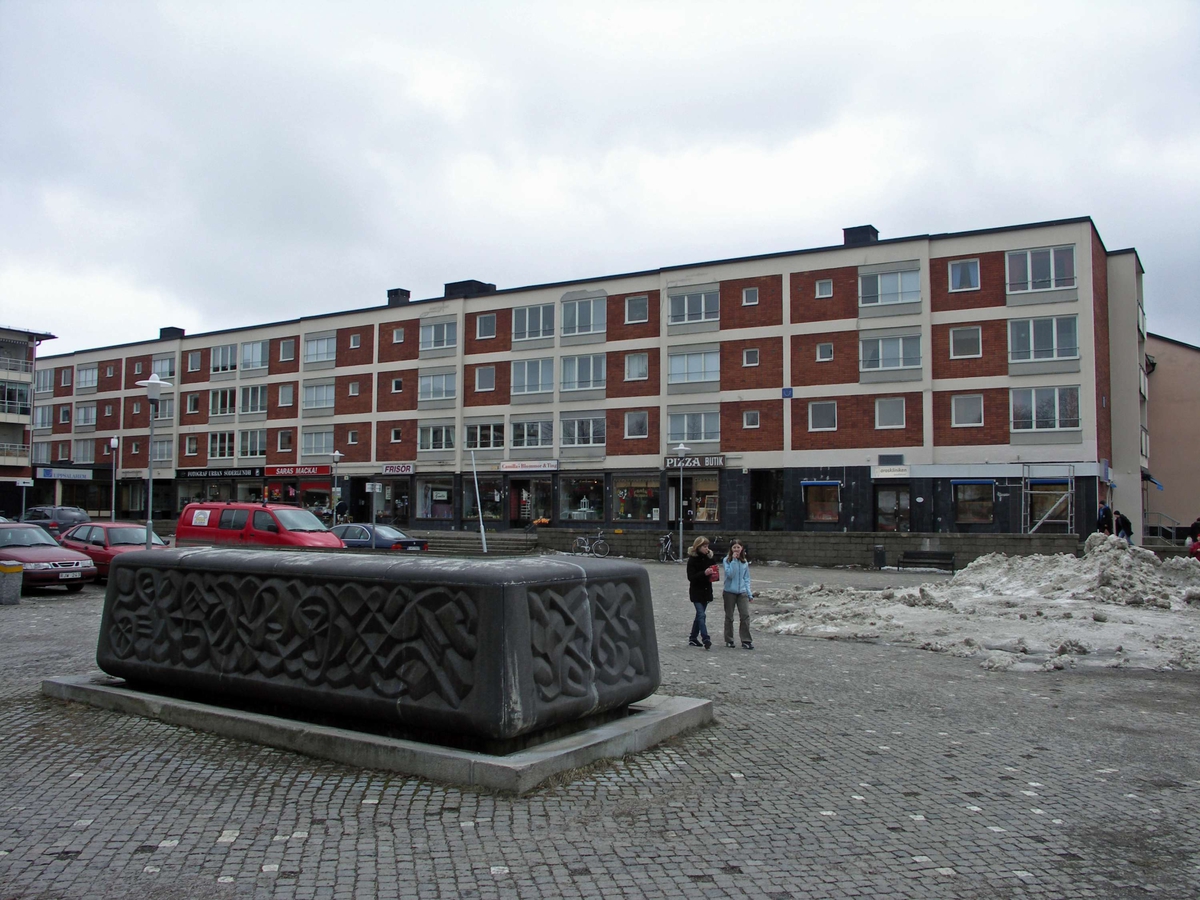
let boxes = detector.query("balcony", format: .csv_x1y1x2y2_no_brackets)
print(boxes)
0,441,30,466
0,357,33,378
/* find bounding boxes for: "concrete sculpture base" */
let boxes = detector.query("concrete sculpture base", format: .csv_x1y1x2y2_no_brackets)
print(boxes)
43,675,712,793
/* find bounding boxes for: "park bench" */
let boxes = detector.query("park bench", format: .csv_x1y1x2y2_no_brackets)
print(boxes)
897,550,957,572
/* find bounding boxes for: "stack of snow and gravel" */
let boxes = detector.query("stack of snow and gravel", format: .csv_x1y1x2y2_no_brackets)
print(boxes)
754,534,1200,672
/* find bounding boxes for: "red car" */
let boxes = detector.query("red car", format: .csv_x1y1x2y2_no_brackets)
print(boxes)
59,521,168,579
0,522,98,591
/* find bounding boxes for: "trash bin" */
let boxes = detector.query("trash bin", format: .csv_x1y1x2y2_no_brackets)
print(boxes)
873,545,887,569
0,560,21,605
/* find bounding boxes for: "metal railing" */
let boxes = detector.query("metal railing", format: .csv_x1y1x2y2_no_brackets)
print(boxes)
0,442,31,457
0,401,32,416
0,357,33,374
1143,511,1182,545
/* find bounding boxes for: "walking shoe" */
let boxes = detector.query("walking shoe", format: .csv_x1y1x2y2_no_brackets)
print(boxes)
725,641,735,648
688,638,703,647
703,640,712,650
742,641,754,650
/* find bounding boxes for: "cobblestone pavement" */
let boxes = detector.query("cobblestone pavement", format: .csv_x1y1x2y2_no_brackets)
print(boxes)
2,561,1198,899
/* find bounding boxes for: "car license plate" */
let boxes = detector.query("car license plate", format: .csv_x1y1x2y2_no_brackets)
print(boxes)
59,572,82,579
406,546,421,551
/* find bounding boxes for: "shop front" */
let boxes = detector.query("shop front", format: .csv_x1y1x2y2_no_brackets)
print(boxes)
377,463,414,525
871,464,911,532
262,464,334,519
501,460,555,527
665,454,724,529
175,466,265,510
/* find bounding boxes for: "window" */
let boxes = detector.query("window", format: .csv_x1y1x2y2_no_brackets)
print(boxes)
742,287,759,306
278,430,293,452
303,383,336,409
949,326,982,359
511,420,552,447
949,259,980,292
210,388,236,416
465,423,504,449
512,359,553,394
742,348,759,367
668,350,719,384
860,336,921,370
103,403,112,417
209,432,236,459
240,430,267,457
279,384,294,407
153,397,174,420
186,350,201,372
815,279,833,299
186,393,200,415
1009,316,1078,361
185,436,198,456
418,425,455,450
804,483,840,522
349,334,361,349
279,339,295,362
132,401,141,416
301,429,334,455
35,369,53,392
561,354,606,390
32,442,50,463
624,411,648,438
241,385,267,413
614,475,659,520
153,358,175,379
875,397,906,429
475,366,495,392
391,327,404,344
1011,386,1080,431
625,352,649,381
562,297,606,336
105,365,113,378
61,368,72,387
816,342,834,362
74,439,94,464
668,288,719,324
304,336,336,363
59,406,71,424
416,476,454,518
954,483,994,524
133,362,143,375
76,365,98,389
476,314,496,340
390,427,402,443
348,381,360,397
58,442,69,460
859,269,920,306
743,410,760,429
561,476,604,521
347,429,358,445
808,401,837,431
151,438,171,462
211,344,237,373
625,296,648,324
952,394,984,427
667,411,719,442
76,403,96,427
242,341,268,370
390,377,403,393
418,373,456,401
561,416,605,446
1007,246,1075,292
419,322,457,350
513,304,554,340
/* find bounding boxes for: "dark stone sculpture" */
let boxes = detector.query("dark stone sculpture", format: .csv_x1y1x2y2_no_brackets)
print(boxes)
96,548,660,741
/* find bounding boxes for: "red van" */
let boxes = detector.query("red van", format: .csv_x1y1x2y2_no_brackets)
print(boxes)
175,502,345,549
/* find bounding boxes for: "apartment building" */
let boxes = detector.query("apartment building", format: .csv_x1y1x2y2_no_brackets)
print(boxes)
0,325,56,517
1144,333,1200,536
28,216,1149,539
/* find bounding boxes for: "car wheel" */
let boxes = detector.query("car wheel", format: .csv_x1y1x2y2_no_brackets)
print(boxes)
65,584,84,593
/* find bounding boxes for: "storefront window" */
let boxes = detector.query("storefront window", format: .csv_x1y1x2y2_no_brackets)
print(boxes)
954,482,994,524
804,483,840,522
614,476,660,521
379,480,410,524
561,476,604,521
237,483,264,503
692,475,720,523
416,477,454,519
510,478,552,525
463,477,503,520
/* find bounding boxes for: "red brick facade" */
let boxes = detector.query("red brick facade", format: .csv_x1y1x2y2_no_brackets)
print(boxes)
607,290,661,341
179,432,208,466
267,381,297,420
378,319,420,362
930,251,1006,312
1091,226,1112,467
335,374,373,415
336,422,373,462
790,266,858,323
375,419,415,461
98,359,122,392
790,331,858,385
930,319,1007,380
792,392,923,451
464,362,510,406
266,427,296,464
51,403,72,433
269,336,300,375
181,348,210,384
376,369,417,412
181,390,209,426
53,366,73,397
337,326,374,368
607,349,660,398
606,407,659,456
932,388,1011,447
719,276,783,329
720,337,783,390
466,308,512,355
124,355,151,388
720,399,784,452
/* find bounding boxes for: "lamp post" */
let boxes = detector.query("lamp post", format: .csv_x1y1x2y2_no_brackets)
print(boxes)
675,442,690,563
330,449,344,522
109,436,119,521
135,373,171,549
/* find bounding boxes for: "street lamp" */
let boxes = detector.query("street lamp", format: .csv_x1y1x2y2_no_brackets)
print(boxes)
675,442,690,564
135,373,172,549
109,436,119,521
330,449,344,522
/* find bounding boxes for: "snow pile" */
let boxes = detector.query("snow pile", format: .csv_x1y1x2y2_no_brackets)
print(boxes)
755,535,1200,672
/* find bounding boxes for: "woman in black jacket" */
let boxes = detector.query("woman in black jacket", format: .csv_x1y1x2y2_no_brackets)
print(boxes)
686,536,715,649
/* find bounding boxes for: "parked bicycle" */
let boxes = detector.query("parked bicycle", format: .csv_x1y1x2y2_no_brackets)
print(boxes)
571,530,610,558
659,532,678,562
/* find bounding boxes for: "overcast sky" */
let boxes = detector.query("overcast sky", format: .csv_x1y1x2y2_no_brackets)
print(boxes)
2,1,1198,358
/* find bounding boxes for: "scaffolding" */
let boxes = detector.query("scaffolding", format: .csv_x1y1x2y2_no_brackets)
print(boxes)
1021,464,1076,534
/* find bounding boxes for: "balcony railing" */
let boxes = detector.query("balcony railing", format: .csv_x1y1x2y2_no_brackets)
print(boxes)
0,441,31,457
0,401,32,416
0,357,33,374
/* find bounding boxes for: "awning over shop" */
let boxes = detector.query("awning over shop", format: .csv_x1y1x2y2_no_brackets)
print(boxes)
1141,470,1164,491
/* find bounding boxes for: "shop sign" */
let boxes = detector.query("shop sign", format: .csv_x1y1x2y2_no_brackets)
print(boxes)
119,469,142,479
15,478,34,487
36,467,92,481
381,463,415,475
872,465,911,479
499,460,558,472
665,455,725,469
176,467,264,479
264,465,330,477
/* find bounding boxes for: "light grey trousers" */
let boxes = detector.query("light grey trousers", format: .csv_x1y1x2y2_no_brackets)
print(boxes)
723,591,751,645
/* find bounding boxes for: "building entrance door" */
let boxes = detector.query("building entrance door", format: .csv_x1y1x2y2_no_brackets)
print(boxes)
750,470,785,531
875,485,911,532
509,478,551,527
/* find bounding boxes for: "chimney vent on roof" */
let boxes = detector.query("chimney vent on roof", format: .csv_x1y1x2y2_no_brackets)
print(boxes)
843,225,880,246
387,288,411,307
159,326,185,340
444,280,497,299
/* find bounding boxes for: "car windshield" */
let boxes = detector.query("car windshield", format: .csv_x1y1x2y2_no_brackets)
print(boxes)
374,525,406,541
108,527,166,546
0,527,58,548
274,508,329,532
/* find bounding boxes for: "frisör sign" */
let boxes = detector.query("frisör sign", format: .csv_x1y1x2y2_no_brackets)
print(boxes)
664,456,726,469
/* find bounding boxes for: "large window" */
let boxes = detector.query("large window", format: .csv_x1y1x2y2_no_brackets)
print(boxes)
1011,386,1080,431
465,423,504,449
73,439,94,464
240,385,267,414
242,340,268,370
153,397,173,420
35,369,53,393
860,269,920,305
668,350,719,384
561,416,605,446
948,259,979,292
951,394,984,427
463,477,503,521
625,352,648,381
152,438,172,462
808,401,837,431
419,322,457,350
861,336,921,370
512,359,553,394
668,288,719,324
152,357,175,379
625,295,648,324
301,429,334,455
476,314,496,339
1007,246,1075,292
209,432,236,459
76,365,98,389
614,476,659,520
667,411,719,443
33,405,53,429
561,476,604,521
416,477,454,519
418,373,456,401
418,425,455,450
954,482,994,524
804,483,840,522
513,304,554,340
302,383,336,409
279,339,296,361
475,366,495,392
304,336,336,363
75,403,96,427
561,354,606,391
240,429,267,457
0,381,30,416
562,297,606,336
1009,316,1078,361
32,442,50,464
875,397,905,429
210,388,236,416
624,411,649,438
211,344,238,373
511,420,552,448
949,326,981,359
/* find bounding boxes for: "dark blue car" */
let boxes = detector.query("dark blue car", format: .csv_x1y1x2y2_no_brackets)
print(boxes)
330,523,428,552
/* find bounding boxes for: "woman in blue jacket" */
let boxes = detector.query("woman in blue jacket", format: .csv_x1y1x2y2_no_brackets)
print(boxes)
722,539,753,649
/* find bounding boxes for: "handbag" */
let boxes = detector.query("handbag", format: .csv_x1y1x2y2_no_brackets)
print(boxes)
705,564,720,582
